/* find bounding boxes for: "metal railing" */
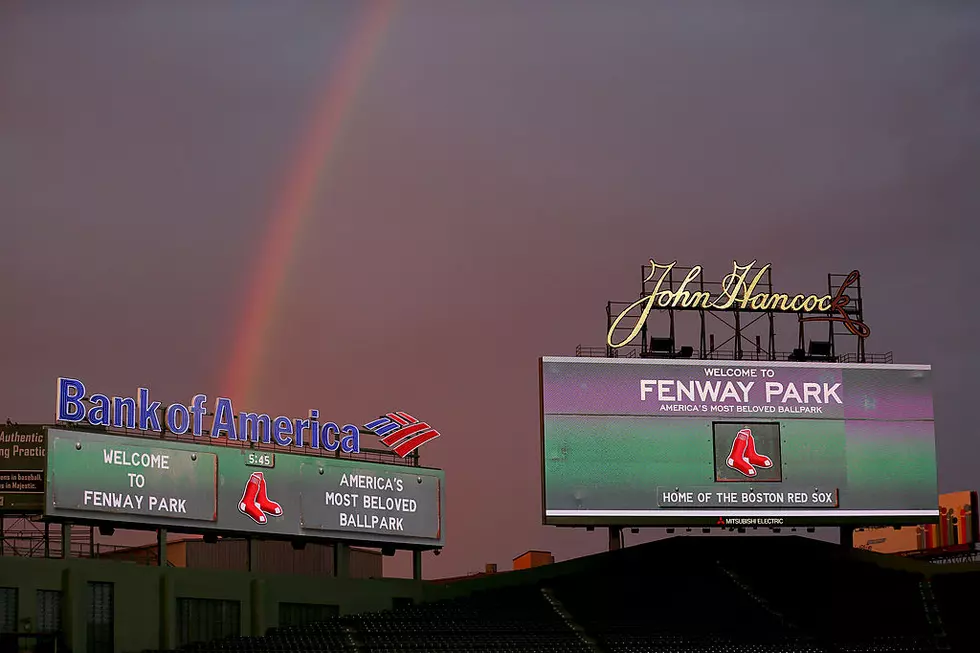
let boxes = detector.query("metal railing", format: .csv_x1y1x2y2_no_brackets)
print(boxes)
574,345,610,357
574,345,639,358
0,529,182,563
840,351,894,364
576,345,895,364
1,533,91,559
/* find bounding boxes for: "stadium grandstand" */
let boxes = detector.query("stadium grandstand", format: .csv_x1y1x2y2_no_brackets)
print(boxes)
148,535,978,653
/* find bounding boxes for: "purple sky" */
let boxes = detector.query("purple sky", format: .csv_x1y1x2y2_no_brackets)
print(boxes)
1,0,978,579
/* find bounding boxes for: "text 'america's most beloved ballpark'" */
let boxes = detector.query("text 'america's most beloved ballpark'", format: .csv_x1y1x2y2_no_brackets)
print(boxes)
539,357,938,527
44,428,444,548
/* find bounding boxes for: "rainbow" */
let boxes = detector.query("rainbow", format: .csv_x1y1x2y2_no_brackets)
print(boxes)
221,0,399,406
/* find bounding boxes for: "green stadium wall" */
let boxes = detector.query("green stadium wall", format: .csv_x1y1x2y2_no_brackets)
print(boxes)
0,554,438,653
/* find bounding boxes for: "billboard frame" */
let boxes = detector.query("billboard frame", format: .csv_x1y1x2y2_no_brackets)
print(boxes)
539,356,938,530
41,427,445,552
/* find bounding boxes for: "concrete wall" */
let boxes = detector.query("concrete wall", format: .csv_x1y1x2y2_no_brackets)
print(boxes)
94,539,383,578
0,554,431,653
182,540,383,578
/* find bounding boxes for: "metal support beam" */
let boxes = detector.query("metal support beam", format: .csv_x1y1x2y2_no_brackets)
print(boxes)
157,529,167,567
160,574,175,651
333,543,349,578
412,550,423,580
250,580,265,637
608,526,622,551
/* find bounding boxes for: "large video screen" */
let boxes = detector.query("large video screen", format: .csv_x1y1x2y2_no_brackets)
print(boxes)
540,357,938,527
45,428,444,548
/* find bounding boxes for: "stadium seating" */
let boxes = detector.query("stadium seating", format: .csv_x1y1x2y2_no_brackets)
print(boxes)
167,537,977,653
930,570,980,653
352,585,593,653
178,618,355,652
549,538,823,653
721,538,937,652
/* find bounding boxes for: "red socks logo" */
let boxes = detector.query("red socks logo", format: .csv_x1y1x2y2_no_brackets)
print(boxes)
726,428,773,478
238,472,282,525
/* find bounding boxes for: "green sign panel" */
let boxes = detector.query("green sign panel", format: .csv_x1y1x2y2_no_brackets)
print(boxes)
49,436,218,521
44,428,445,548
298,464,441,539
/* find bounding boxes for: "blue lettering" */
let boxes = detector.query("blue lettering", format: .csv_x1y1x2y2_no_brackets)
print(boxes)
138,388,161,431
240,412,271,443
189,395,208,436
340,424,360,453
112,396,136,429
212,397,237,440
166,403,190,435
272,416,293,446
293,418,310,447
55,379,361,453
57,378,86,422
316,422,340,452
308,410,320,448
87,394,110,426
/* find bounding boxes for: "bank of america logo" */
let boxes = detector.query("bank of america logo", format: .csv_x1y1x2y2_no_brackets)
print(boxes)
364,412,441,457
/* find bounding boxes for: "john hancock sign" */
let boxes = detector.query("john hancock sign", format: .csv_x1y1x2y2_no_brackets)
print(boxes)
607,260,871,350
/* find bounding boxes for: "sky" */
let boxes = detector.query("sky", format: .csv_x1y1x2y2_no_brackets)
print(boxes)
1,0,978,579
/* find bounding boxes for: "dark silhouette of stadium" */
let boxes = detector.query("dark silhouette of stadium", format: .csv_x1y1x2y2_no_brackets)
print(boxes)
157,536,975,653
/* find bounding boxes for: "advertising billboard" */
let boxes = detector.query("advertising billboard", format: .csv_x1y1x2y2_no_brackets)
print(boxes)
44,428,444,548
855,491,978,554
540,357,938,527
55,377,443,459
853,525,922,555
923,490,978,550
0,423,46,512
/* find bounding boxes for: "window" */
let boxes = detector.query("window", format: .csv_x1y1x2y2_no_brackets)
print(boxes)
36,590,62,633
0,588,17,634
278,603,339,628
86,582,114,653
176,598,240,648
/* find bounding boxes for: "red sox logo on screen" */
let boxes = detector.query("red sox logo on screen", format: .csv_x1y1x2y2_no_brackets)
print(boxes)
725,428,773,478
239,471,282,525
236,412,439,526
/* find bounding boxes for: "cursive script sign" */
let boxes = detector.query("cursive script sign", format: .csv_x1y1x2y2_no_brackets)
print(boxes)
607,260,871,349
